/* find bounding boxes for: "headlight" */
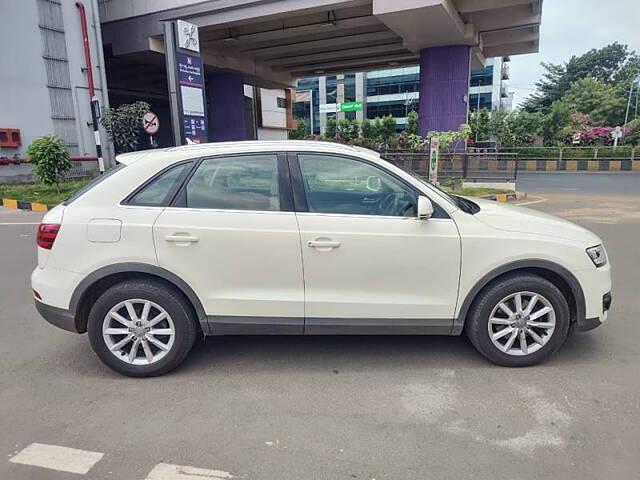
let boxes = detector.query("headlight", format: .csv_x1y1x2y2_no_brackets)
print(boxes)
586,245,607,267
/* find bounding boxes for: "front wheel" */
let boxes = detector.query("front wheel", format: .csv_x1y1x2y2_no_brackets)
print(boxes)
87,279,197,377
465,274,570,367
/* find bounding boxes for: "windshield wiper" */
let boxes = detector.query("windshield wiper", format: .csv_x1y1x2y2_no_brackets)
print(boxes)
451,195,480,214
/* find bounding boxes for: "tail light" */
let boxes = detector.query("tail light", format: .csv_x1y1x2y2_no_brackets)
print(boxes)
37,223,60,249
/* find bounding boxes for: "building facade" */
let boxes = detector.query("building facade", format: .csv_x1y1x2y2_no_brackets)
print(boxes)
0,0,111,174
295,58,512,135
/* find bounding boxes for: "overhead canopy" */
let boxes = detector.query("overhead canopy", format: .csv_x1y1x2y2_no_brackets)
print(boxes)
100,0,542,88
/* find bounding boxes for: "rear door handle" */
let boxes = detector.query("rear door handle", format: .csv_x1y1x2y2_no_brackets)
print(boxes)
165,233,199,244
307,239,341,249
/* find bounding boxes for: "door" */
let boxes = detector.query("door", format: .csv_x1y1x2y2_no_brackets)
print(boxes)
291,153,461,334
153,153,304,334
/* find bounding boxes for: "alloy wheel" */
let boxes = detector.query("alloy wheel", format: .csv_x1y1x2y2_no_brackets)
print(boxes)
102,299,176,365
487,291,556,356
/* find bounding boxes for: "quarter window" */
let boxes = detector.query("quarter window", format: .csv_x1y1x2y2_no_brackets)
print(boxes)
184,155,280,211
128,163,190,206
298,154,417,217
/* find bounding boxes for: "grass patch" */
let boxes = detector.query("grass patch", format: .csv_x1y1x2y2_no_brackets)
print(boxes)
0,179,93,205
452,187,514,196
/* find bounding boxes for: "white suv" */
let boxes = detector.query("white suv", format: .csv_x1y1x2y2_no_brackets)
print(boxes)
32,141,612,376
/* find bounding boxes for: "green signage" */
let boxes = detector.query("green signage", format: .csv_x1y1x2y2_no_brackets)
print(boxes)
338,101,363,112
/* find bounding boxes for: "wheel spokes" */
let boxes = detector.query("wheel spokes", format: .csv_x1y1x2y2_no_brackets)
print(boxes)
488,291,556,356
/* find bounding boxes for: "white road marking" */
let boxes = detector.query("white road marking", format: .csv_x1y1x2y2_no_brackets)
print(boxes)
9,443,104,474
514,196,548,206
146,463,234,480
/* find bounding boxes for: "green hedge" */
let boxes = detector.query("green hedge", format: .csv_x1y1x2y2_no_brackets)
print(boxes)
502,146,636,159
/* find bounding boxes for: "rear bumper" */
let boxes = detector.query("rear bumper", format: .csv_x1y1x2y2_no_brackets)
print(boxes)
35,300,81,333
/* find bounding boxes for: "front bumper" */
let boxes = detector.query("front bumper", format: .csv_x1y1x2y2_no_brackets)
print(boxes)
576,291,612,332
34,300,81,333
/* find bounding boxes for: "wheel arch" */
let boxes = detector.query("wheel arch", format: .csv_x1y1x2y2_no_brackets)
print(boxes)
69,263,207,334
452,260,585,335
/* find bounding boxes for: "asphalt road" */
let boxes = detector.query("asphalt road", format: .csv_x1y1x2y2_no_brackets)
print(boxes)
1,179,639,480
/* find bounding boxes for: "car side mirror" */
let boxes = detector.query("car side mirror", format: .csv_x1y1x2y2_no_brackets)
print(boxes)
417,196,434,219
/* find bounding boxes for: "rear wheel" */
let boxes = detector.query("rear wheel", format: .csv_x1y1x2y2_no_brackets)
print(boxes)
87,279,197,377
465,274,570,367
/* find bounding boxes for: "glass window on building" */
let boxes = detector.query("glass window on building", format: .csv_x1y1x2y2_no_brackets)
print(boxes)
343,74,356,102
326,76,337,104
365,73,420,97
470,66,493,87
469,92,493,111
296,77,320,135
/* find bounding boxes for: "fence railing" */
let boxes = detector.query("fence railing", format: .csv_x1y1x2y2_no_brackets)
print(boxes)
381,150,519,182
381,148,640,180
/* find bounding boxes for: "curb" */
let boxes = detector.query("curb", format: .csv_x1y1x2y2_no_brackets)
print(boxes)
0,198,54,212
481,191,527,203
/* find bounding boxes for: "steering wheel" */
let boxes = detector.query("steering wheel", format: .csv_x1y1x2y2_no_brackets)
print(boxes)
378,191,399,215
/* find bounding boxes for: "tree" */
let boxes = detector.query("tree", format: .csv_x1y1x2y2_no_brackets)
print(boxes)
623,118,640,146
101,101,150,154
469,108,491,142
289,118,309,140
523,42,637,113
561,77,626,126
539,101,572,145
27,135,72,192
406,110,419,135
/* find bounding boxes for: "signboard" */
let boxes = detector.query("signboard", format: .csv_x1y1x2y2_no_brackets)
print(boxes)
177,53,203,87
338,101,363,112
176,20,200,52
429,138,440,184
176,51,207,143
612,126,623,147
319,103,337,114
142,111,160,135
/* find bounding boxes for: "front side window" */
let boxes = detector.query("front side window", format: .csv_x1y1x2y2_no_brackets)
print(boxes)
184,155,280,211
128,163,190,206
298,154,417,217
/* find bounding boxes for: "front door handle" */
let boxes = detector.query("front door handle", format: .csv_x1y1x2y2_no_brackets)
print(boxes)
307,239,341,249
165,233,199,245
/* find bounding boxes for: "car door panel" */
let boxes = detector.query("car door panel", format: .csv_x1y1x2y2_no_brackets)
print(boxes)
291,152,461,330
152,153,304,333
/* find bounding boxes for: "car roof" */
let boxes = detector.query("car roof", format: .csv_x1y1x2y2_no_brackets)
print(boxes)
116,141,380,165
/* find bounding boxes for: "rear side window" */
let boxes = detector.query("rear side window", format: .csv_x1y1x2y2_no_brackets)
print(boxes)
183,155,280,211
63,163,125,205
128,163,191,206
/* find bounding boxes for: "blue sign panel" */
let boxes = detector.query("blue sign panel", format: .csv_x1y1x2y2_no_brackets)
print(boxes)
183,115,207,143
177,53,203,88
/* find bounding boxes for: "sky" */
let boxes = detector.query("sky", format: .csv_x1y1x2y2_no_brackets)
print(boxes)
509,0,640,108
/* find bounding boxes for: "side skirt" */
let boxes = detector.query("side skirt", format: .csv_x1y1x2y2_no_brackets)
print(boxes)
205,316,454,335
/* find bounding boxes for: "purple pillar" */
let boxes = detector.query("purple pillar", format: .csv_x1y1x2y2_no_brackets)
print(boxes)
418,45,470,135
206,72,246,142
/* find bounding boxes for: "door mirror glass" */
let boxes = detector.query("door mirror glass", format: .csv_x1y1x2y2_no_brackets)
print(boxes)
417,196,434,219
365,175,382,192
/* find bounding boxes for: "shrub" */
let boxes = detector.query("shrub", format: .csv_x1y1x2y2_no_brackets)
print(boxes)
337,118,360,142
361,119,376,139
289,118,309,140
27,135,72,192
325,118,337,139
101,101,150,153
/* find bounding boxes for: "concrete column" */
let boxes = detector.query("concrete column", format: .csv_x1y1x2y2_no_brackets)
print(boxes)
419,45,470,135
206,72,246,142
355,72,365,124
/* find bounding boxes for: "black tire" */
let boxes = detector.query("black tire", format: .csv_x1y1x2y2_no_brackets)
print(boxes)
464,273,570,367
87,279,198,377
